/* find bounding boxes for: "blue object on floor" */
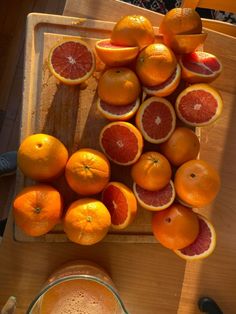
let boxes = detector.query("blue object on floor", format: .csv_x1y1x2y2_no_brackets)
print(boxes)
0,151,17,177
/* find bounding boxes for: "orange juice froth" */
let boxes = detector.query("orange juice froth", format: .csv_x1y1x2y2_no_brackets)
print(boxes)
40,278,121,314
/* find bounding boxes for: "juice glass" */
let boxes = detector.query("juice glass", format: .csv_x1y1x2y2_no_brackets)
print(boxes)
26,260,129,314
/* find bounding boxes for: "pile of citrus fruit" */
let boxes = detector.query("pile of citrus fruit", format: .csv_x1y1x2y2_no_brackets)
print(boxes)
14,8,224,261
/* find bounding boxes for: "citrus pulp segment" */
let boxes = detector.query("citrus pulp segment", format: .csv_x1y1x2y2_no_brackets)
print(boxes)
97,98,140,121
102,182,137,230
99,122,143,165
136,97,176,143
175,83,223,127
133,180,175,211
180,51,222,83
48,39,95,85
174,215,216,260
95,38,139,66
143,64,181,97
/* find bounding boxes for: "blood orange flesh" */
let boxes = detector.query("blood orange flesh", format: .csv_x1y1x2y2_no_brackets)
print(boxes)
176,83,223,126
143,64,181,97
97,98,140,121
48,40,95,85
174,215,216,260
133,181,175,211
180,51,222,83
95,39,139,66
136,97,176,143
182,52,221,74
102,184,128,225
102,182,137,229
99,122,143,165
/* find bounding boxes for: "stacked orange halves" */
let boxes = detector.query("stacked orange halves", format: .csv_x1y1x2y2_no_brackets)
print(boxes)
95,10,223,260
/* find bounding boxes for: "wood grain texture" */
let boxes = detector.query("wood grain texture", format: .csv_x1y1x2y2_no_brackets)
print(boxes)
63,1,236,314
0,1,236,313
14,13,165,243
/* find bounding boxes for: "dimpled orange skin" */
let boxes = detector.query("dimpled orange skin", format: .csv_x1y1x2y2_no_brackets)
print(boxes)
111,15,155,49
65,148,110,196
17,134,68,181
63,198,111,245
98,67,141,106
136,43,177,86
159,8,202,36
160,127,200,166
174,159,221,207
131,151,172,191
152,203,200,250
13,184,63,237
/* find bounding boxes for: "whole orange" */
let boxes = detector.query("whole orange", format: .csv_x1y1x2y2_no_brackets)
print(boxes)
111,15,155,49
65,148,110,195
131,151,172,191
13,184,63,236
98,67,141,106
160,127,200,166
63,198,111,245
174,159,221,207
159,8,202,36
152,203,199,249
136,43,177,86
17,134,68,181
159,8,204,54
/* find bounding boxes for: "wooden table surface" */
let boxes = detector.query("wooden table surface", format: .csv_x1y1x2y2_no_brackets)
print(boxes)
1,0,236,313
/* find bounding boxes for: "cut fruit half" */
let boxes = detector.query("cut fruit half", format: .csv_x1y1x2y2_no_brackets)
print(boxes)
99,121,143,165
136,97,176,143
102,182,137,230
164,32,207,54
174,214,216,260
95,39,139,66
175,83,223,127
143,64,181,97
133,180,175,211
48,39,95,85
97,98,140,121
180,51,222,83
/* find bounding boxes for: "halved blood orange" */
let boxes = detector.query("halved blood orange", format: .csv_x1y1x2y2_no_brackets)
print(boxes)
136,97,176,143
133,180,175,211
95,39,139,66
143,64,181,97
175,83,223,127
102,182,137,230
179,51,222,83
97,98,140,121
48,39,95,85
99,122,143,165
174,214,216,260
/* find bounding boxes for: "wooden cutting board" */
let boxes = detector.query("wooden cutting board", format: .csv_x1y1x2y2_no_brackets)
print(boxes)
15,12,168,243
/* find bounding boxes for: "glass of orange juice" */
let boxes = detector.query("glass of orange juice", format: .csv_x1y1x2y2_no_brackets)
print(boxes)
26,260,128,314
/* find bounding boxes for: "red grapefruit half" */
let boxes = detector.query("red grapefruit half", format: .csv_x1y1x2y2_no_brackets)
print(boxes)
175,83,223,127
143,64,181,97
136,97,176,143
133,180,175,211
102,182,137,229
99,122,143,165
180,51,222,83
174,214,216,260
95,38,139,66
97,98,140,121
48,39,95,85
